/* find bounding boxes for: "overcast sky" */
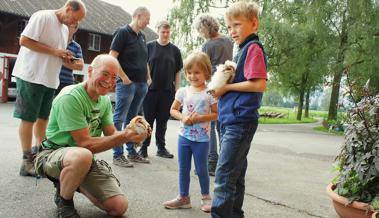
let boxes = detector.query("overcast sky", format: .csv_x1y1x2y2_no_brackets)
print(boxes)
101,0,173,29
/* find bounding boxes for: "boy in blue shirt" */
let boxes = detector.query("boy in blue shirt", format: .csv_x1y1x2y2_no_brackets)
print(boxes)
210,1,268,217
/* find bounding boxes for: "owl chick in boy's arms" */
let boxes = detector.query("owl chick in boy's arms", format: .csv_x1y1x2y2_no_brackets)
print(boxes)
207,60,237,95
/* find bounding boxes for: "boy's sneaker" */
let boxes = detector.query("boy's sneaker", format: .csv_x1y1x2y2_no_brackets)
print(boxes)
208,160,217,176
127,154,150,163
138,147,148,158
156,148,174,159
19,156,36,177
201,195,212,213
56,196,80,218
163,196,192,209
113,155,134,168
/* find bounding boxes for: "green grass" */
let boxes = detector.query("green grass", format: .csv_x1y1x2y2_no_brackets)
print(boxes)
313,126,344,136
258,106,327,124
259,117,316,124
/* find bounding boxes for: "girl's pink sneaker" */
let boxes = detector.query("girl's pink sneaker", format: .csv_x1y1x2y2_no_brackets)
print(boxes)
163,196,192,209
201,196,212,213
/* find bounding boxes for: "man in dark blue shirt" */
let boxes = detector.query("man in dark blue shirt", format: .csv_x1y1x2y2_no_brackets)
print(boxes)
109,7,151,167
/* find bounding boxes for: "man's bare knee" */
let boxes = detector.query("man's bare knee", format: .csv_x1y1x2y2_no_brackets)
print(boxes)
64,148,93,167
103,195,128,217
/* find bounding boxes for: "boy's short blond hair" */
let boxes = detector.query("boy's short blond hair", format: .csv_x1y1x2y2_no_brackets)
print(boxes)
156,20,170,30
225,1,260,22
183,52,212,81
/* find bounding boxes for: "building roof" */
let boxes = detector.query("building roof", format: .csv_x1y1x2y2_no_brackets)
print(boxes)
0,0,157,40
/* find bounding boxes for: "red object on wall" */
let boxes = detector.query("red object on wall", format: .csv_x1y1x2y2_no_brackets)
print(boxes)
1,56,9,103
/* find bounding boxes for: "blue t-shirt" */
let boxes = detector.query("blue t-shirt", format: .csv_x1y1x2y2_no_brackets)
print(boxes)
59,40,82,85
175,86,217,142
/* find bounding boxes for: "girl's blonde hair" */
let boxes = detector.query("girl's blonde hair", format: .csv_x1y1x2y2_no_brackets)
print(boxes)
183,51,212,81
225,1,260,22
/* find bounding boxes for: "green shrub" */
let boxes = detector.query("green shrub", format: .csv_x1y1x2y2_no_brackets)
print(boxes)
333,92,379,206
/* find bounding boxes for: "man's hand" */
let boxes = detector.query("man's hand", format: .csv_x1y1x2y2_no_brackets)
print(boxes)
121,77,132,85
56,49,73,63
123,128,148,143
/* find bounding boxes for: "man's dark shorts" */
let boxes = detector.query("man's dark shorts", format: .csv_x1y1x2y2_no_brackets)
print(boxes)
13,78,55,122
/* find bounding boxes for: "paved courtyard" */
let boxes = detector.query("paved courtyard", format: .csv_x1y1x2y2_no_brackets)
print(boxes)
0,102,343,218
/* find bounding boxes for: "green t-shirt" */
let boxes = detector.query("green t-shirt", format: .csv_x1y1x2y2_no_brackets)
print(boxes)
44,84,113,149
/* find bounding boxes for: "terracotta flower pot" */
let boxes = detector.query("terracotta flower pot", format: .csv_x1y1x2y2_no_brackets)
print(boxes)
326,183,374,218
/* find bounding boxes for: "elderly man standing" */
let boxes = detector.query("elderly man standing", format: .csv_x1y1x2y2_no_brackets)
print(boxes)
110,6,151,167
12,0,86,177
34,54,148,218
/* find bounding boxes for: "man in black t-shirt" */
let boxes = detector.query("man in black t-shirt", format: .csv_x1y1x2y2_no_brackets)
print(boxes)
138,20,183,159
109,7,151,167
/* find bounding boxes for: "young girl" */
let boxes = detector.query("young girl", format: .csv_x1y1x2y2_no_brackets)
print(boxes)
163,51,217,213
193,13,233,176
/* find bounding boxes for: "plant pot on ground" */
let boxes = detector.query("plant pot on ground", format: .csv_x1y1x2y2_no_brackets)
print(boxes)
327,76,379,218
326,183,374,218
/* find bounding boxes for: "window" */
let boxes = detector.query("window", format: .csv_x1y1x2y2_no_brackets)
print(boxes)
17,19,28,37
88,33,101,51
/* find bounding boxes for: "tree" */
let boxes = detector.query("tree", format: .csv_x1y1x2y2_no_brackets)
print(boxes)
322,0,379,120
261,0,330,120
262,88,284,107
319,87,332,111
167,0,379,120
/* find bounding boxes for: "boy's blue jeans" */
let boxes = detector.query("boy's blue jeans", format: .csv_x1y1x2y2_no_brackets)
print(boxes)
112,81,148,158
178,135,210,197
208,121,219,162
211,121,258,218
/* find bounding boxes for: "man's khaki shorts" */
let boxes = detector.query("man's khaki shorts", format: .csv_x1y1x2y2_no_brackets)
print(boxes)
35,147,123,202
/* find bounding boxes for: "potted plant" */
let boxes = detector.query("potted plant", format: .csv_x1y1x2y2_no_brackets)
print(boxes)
326,74,379,218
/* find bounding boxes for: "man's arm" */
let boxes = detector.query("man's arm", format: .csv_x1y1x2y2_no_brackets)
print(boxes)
174,47,183,92
147,64,152,85
175,71,181,91
70,124,147,154
20,35,71,61
109,50,132,84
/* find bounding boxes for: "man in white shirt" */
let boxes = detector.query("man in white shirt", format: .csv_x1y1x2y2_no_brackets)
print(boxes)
13,0,86,177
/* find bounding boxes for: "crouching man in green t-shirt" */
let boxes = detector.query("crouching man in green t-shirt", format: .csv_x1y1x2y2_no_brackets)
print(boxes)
34,54,148,218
